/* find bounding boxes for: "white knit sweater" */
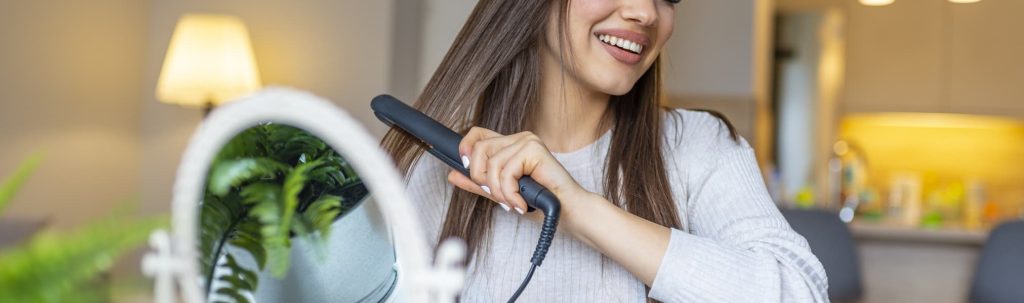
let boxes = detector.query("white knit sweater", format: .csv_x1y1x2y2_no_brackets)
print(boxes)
405,109,829,302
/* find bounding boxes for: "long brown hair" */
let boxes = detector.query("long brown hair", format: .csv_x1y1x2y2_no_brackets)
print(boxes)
381,0,702,292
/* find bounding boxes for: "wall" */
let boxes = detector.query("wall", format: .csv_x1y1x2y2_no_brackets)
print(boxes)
418,0,478,89
664,0,774,157
663,1,756,99
140,0,396,215
0,0,148,228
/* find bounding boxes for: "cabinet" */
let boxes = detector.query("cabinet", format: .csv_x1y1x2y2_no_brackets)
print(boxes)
844,0,945,114
949,1,1024,118
843,1,1024,119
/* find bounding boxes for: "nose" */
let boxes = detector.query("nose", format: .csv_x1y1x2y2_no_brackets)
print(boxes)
619,0,658,27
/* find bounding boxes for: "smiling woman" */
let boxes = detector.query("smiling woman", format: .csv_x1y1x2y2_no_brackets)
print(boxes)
381,0,829,302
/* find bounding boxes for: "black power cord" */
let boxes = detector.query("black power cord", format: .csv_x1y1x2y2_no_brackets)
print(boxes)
507,264,537,302
507,200,559,303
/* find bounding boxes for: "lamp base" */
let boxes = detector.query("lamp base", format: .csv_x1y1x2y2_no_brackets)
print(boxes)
202,101,214,118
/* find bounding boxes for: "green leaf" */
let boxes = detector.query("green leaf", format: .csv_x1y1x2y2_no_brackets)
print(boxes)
208,158,290,197
199,192,249,281
0,153,42,214
215,127,269,161
208,253,258,303
223,254,258,290
0,209,166,303
215,287,250,303
280,160,322,234
304,195,342,238
256,159,322,278
229,221,267,270
264,244,291,278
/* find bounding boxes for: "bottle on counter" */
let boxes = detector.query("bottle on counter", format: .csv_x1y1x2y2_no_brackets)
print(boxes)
888,172,922,226
963,179,985,230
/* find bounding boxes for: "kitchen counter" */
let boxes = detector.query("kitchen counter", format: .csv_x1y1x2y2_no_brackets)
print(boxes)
849,219,987,303
850,220,989,246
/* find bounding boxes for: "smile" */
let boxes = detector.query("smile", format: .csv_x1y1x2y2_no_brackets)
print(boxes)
598,34,643,54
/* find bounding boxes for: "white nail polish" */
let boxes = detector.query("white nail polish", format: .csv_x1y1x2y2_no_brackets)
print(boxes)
515,207,525,215
481,185,491,194
461,155,470,168
499,203,511,212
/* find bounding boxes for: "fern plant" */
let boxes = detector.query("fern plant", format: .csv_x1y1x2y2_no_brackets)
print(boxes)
201,123,367,302
0,154,165,303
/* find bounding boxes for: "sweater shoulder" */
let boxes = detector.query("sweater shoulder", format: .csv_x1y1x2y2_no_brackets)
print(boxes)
661,108,749,159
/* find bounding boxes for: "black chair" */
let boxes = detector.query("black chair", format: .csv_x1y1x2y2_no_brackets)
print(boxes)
780,208,863,302
969,220,1024,303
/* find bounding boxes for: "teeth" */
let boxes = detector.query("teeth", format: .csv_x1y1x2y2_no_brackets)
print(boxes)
598,34,642,54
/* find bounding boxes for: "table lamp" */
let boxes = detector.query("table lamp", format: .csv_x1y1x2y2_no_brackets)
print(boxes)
156,14,262,116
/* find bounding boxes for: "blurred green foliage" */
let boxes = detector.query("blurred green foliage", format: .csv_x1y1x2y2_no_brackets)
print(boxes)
0,154,165,303
201,123,366,302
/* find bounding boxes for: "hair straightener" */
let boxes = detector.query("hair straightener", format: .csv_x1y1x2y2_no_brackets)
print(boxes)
371,94,559,302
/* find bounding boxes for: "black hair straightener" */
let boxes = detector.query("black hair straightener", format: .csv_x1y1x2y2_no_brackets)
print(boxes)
371,94,559,302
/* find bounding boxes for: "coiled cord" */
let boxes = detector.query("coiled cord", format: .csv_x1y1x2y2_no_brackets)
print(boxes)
507,210,559,302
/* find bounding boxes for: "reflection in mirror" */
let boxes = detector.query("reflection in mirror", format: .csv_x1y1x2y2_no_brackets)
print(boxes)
198,123,396,302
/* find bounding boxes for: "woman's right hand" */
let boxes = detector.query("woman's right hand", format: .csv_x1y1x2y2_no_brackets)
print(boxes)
446,126,590,223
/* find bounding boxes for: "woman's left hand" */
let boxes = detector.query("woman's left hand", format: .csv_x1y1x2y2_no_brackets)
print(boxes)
448,126,589,221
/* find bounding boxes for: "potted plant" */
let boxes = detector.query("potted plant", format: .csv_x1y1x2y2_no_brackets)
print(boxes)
200,123,371,302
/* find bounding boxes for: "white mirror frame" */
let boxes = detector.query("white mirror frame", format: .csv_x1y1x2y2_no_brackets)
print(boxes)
141,87,467,303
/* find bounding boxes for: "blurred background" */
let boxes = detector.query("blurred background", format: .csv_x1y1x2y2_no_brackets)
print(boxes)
0,0,1021,302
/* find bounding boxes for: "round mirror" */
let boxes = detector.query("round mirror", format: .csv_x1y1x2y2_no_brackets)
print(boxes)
145,88,463,303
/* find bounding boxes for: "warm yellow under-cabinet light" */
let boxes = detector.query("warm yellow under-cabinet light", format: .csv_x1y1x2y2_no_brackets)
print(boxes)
156,14,261,109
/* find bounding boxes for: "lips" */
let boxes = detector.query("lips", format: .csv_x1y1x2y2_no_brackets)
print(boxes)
594,29,651,65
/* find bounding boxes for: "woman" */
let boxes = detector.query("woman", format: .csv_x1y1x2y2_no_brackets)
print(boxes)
381,0,829,302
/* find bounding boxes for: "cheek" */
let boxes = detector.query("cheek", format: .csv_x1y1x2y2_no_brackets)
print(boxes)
651,10,675,58
571,0,616,21
567,0,613,46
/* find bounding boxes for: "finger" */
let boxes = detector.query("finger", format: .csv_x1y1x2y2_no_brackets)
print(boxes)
485,141,525,205
459,127,500,160
501,143,544,214
460,129,533,166
460,127,491,186
447,170,491,199
468,134,522,186
468,138,491,187
496,139,534,214
448,170,511,212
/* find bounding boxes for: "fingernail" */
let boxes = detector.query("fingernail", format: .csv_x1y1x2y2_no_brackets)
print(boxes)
481,185,491,195
514,207,525,215
499,203,511,212
461,155,470,168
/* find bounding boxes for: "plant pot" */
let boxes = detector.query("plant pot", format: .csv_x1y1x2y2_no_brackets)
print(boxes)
217,194,397,302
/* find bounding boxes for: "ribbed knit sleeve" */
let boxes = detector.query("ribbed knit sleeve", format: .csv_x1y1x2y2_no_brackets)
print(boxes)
648,112,829,302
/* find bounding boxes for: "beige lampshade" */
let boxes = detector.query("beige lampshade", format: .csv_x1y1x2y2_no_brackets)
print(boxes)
859,0,895,6
157,14,261,107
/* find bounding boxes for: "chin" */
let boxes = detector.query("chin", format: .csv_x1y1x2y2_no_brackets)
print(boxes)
595,77,641,96
606,87,633,96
